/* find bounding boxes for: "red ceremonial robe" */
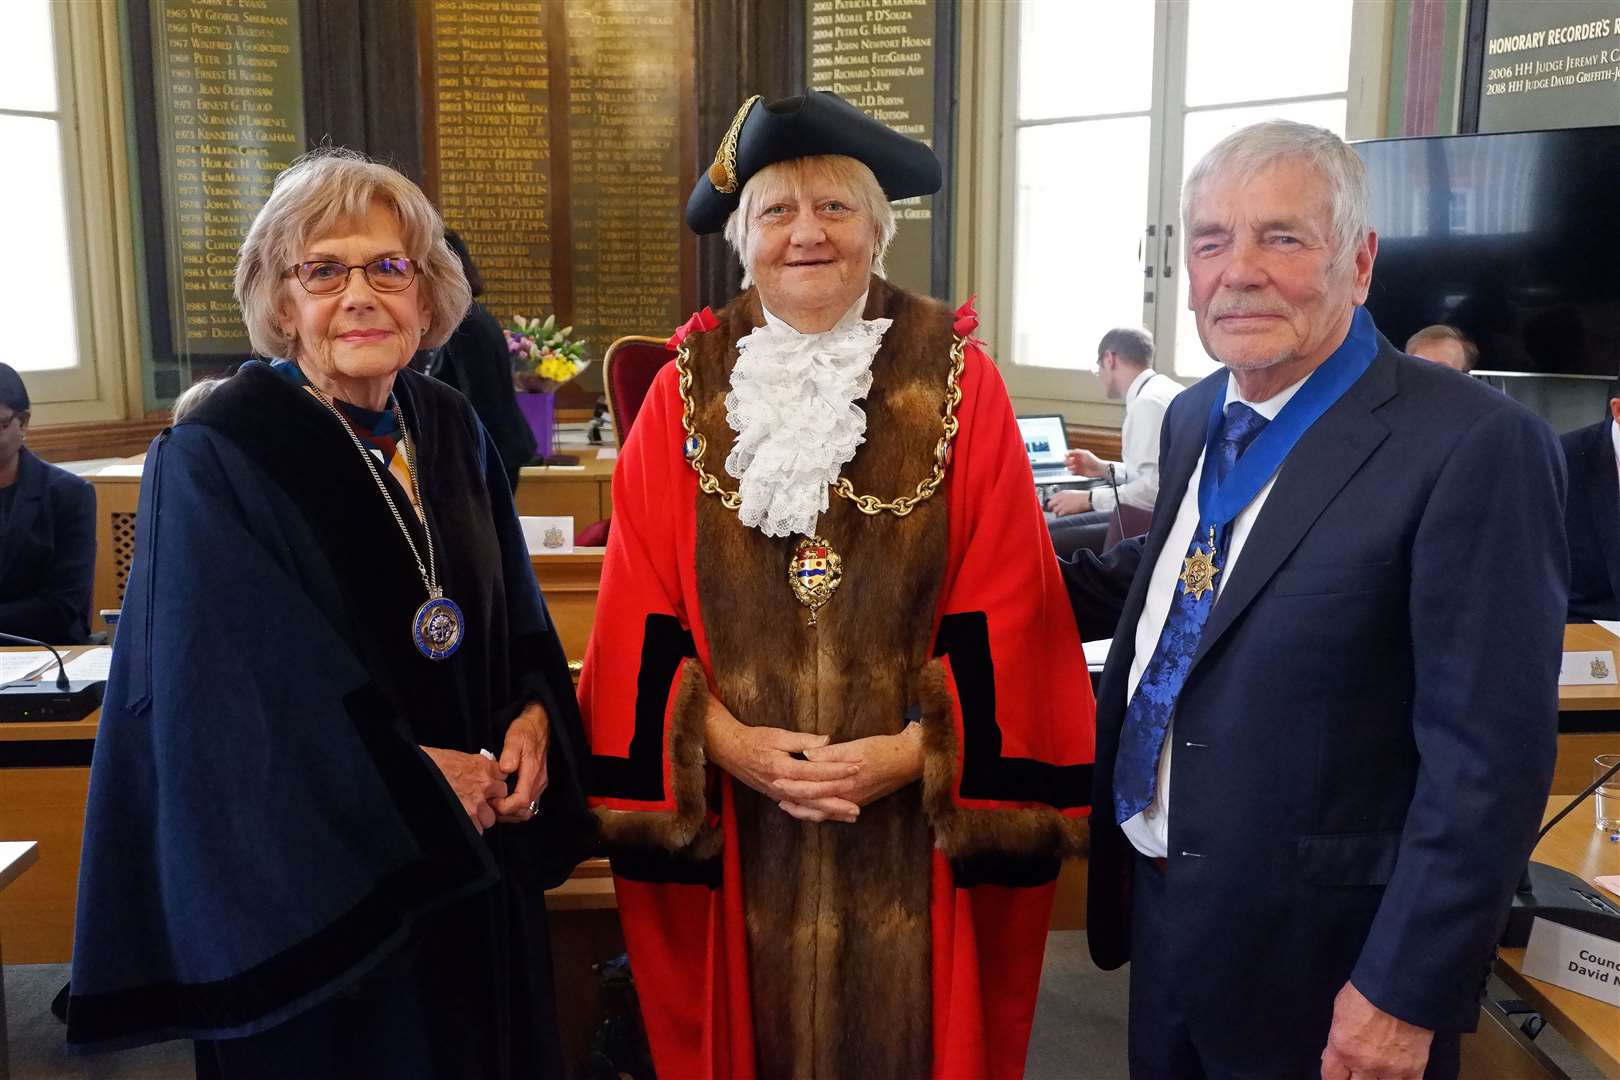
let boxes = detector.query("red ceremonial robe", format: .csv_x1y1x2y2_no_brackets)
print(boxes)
580,280,1095,1079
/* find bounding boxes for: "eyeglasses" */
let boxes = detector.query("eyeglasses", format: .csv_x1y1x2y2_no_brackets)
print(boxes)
286,257,417,295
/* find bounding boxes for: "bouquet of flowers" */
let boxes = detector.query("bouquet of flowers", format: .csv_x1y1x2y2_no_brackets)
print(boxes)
506,314,590,392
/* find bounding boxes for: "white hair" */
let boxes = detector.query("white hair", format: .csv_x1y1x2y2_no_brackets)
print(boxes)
723,155,896,287
1181,120,1370,268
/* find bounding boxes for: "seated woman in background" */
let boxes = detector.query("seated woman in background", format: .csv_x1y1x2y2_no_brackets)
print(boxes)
67,148,594,1079
0,362,95,644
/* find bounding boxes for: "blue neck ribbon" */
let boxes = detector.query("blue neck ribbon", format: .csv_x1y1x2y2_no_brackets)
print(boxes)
1196,305,1378,533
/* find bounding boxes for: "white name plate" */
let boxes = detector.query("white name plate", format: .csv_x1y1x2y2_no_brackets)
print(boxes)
1558,650,1618,686
1521,917,1620,1006
521,516,574,555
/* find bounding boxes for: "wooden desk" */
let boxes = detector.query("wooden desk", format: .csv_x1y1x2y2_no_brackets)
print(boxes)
1560,623,1620,712
0,841,39,1080
87,464,142,636
1494,795,1620,1076
515,449,615,525
531,550,605,663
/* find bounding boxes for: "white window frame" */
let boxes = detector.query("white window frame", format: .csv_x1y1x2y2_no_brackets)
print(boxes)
957,0,1394,423
9,2,142,424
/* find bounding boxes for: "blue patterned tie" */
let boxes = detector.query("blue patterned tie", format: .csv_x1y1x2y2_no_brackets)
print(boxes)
1114,402,1270,824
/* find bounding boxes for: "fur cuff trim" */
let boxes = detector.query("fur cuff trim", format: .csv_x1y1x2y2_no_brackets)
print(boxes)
918,659,1089,860
594,660,722,860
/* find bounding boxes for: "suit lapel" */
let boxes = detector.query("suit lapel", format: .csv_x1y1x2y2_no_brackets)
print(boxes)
0,449,45,570
1096,375,1222,724
1585,423,1620,604
1189,345,1399,670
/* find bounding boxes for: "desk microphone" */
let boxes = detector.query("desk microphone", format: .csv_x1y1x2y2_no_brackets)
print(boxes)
1500,755,1620,946
0,631,106,723
0,631,71,690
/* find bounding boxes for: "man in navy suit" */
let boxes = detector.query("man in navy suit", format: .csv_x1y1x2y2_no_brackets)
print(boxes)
1560,390,1620,622
1065,122,1566,1079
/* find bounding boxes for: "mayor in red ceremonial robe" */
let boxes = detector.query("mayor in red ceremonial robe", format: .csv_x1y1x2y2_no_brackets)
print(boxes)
579,91,1097,1079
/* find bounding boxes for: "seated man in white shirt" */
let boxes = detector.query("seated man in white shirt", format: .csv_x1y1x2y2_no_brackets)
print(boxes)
1047,327,1181,556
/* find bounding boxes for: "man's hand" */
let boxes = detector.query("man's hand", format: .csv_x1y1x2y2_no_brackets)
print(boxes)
791,724,925,821
420,746,507,834
1066,448,1107,477
1320,981,1433,1080
491,701,551,823
1048,489,1092,516
703,695,862,822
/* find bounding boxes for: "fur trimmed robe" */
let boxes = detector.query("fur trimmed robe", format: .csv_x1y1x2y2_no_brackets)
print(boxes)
580,278,1096,1079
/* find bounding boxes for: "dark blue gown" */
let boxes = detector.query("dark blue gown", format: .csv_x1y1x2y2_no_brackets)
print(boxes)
67,362,594,1078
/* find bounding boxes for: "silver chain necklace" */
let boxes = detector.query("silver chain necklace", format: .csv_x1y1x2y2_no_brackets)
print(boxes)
307,382,466,660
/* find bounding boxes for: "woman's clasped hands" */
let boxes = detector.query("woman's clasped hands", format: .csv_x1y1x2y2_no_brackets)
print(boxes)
703,693,924,824
421,701,552,834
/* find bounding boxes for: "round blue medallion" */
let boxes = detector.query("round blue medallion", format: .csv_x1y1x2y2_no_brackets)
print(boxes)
412,596,465,660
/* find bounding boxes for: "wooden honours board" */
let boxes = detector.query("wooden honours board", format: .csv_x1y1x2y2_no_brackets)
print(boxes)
144,0,306,357
805,0,945,297
422,0,696,358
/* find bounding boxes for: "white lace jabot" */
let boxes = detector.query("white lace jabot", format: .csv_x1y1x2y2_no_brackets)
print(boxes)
724,292,892,538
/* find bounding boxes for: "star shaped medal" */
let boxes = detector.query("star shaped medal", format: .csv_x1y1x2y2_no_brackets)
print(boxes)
1179,526,1220,601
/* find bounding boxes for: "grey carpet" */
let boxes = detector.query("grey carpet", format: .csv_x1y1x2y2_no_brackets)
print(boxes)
4,934,1602,1078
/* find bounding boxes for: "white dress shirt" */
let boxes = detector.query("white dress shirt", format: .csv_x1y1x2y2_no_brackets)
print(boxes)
1120,372,1308,858
1090,368,1183,513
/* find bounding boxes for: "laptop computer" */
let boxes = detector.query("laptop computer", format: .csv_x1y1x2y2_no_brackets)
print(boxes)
1016,413,1073,481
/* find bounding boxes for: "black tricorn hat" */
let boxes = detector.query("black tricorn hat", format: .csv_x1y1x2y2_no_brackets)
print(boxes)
685,91,943,235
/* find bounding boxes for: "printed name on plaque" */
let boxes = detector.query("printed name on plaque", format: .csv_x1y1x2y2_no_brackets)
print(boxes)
805,0,937,295
425,0,690,360
150,0,306,355
1520,916,1620,1006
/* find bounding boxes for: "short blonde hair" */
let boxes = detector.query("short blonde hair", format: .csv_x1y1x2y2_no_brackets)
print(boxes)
234,147,471,358
723,155,896,288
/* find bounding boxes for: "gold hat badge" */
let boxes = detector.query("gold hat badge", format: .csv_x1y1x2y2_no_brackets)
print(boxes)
707,94,761,194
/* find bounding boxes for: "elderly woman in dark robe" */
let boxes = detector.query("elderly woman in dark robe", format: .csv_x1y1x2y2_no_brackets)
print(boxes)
580,92,1097,1079
67,147,593,1079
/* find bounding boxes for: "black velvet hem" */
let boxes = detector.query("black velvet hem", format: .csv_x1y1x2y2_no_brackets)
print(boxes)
949,852,1064,889
607,849,722,887
66,684,497,1047
934,611,1094,809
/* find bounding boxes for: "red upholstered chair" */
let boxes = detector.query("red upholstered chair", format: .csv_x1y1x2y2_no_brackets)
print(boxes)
579,336,675,548
603,335,676,448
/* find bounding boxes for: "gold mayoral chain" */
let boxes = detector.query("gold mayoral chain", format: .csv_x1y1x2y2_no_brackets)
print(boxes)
307,384,466,660
675,333,967,625
1179,525,1221,601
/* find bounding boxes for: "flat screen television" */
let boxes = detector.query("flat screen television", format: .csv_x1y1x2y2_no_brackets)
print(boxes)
1352,126,1620,381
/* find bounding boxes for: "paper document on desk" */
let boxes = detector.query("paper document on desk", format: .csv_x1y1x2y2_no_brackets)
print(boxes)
0,651,52,684
62,648,114,682
1559,650,1618,685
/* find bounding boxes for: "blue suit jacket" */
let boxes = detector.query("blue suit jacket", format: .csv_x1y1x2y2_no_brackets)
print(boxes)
0,447,95,643
1559,419,1620,622
1066,332,1566,1052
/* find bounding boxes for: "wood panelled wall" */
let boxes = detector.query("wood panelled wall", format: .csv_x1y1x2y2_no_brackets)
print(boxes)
299,0,426,181
693,0,805,306
36,0,958,461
